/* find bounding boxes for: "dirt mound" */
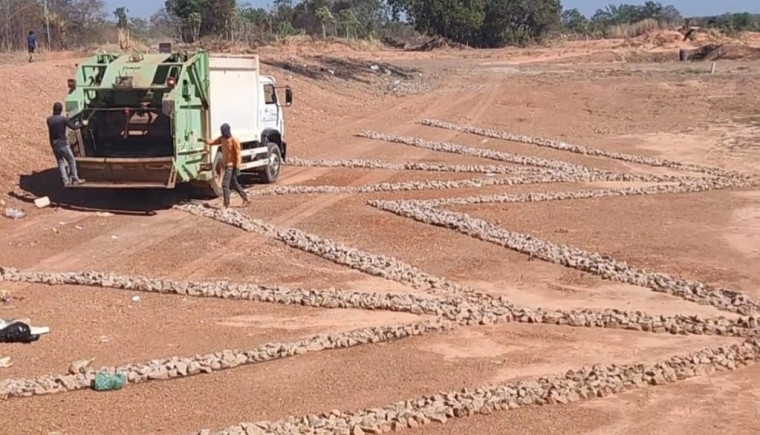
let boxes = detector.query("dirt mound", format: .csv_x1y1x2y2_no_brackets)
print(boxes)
410,36,471,52
689,29,732,45
683,44,760,61
0,61,77,197
262,55,430,96
738,31,760,46
634,30,685,47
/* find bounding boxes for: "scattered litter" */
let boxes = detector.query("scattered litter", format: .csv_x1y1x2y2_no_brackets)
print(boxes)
0,318,49,343
110,235,118,240
92,372,126,391
0,290,12,304
98,336,109,343
34,196,51,209
327,69,334,75
70,358,94,374
75,225,84,230
0,356,12,368
3,208,25,220
131,295,141,302
485,173,496,177
52,228,59,233
95,212,113,217
68,358,95,374
58,222,67,226
370,64,379,71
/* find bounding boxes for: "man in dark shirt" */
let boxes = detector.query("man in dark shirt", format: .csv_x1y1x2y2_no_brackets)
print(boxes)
47,102,85,186
27,31,36,63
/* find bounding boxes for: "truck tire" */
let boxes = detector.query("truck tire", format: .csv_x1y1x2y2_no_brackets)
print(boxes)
259,140,282,184
189,151,225,199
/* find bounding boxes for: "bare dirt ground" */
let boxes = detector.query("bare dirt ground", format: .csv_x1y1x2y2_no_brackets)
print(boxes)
1,34,760,434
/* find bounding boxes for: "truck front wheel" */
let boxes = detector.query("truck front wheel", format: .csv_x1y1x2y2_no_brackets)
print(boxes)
259,140,282,184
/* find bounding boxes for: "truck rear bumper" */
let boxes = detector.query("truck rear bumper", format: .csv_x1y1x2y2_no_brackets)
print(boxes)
71,157,177,189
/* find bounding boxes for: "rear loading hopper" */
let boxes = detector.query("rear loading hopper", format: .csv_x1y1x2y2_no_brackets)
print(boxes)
63,50,292,196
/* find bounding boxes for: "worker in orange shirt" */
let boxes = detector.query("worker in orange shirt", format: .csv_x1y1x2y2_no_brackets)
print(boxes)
206,123,250,208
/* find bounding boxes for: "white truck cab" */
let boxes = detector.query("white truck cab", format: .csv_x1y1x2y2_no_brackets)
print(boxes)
205,55,293,193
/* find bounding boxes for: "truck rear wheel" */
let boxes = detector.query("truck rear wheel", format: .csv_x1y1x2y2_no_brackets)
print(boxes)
258,140,281,184
189,151,225,199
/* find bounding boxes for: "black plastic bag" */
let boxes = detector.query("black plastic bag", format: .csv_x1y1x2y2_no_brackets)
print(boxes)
0,322,40,343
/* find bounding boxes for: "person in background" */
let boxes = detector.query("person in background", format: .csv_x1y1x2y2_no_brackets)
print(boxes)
205,123,250,208
46,102,85,186
27,31,37,63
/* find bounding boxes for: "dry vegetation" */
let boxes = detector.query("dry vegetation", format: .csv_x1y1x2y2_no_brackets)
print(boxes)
0,32,760,435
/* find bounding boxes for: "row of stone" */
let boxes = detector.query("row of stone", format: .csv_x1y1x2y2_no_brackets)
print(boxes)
174,203,466,296
202,338,760,434
2,266,758,402
0,316,450,400
419,118,751,181
245,174,570,197
175,193,760,318
284,157,544,175
378,178,747,208
244,173,707,199
371,195,760,315
3,268,756,339
356,131,706,184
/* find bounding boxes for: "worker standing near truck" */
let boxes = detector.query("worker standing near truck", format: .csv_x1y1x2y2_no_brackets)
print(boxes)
46,102,85,186
205,123,250,208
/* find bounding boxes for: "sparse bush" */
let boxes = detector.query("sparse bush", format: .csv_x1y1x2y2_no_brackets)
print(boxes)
606,18,669,39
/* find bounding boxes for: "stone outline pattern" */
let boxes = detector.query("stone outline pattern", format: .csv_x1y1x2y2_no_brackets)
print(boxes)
2,120,758,434
186,122,757,434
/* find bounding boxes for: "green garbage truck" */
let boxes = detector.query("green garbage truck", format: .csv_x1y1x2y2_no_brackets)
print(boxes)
63,49,293,197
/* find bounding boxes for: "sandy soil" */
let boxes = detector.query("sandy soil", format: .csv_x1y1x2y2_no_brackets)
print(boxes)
1,34,759,434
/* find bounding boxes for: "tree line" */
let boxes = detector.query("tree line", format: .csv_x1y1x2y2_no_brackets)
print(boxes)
561,2,759,38
0,0,758,52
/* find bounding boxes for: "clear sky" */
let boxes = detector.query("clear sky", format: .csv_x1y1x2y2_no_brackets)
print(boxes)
106,0,760,20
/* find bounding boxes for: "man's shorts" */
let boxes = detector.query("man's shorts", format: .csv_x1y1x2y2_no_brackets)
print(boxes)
28,46,35,53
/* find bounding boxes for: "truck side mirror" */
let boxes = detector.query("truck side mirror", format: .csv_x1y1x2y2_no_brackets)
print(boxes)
285,87,293,107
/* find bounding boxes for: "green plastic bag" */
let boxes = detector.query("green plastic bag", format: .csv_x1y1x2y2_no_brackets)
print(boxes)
92,372,126,391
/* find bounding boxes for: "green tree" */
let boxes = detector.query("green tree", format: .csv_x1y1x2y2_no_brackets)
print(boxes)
337,8,359,38
561,8,590,34
129,17,152,41
334,0,387,38
478,0,561,46
113,6,129,49
164,0,236,40
660,5,682,23
388,0,560,47
113,6,128,29
315,4,334,38
187,11,201,41
400,0,485,45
